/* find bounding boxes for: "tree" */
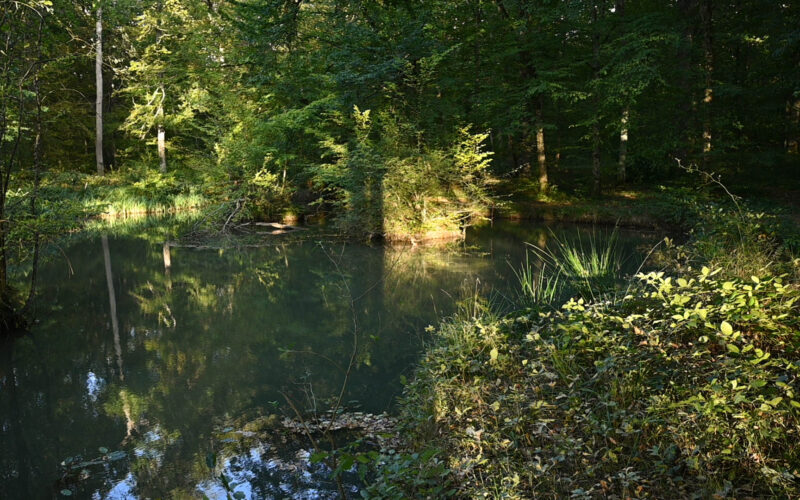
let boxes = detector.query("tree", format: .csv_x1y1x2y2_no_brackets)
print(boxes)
96,0,104,174
0,0,51,330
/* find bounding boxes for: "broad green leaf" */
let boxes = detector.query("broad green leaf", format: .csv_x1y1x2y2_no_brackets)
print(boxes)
768,397,783,406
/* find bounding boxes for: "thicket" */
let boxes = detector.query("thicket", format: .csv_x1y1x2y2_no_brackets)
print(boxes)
374,197,800,498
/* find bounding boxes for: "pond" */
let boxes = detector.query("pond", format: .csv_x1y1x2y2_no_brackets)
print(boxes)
0,220,658,499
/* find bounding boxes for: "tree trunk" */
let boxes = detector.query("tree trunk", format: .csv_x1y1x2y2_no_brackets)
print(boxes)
616,0,628,184
788,98,800,154
618,106,629,184
676,0,697,162
592,124,601,196
592,4,602,196
700,0,713,166
95,4,104,175
157,122,166,172
24,16,45,312
536,100,548,192
157,82,166,172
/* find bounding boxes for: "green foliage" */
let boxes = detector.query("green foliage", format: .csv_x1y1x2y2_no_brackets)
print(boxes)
388,206,800,498
527,228,623,301
381,126,495,241
78,170,206,217
362,449,455,499
313,107,496,240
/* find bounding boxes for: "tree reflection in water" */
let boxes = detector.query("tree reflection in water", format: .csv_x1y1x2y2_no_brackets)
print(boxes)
0,221,655,498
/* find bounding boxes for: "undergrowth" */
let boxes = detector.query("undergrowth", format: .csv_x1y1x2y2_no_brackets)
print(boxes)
371,193,800,499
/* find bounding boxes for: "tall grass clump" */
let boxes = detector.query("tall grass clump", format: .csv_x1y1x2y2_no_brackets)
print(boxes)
526,228,623,300
512,255,562,310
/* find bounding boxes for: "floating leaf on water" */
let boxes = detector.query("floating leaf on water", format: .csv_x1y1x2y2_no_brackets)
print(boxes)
107,451,126,461
98,447,109,454
60,490,73,497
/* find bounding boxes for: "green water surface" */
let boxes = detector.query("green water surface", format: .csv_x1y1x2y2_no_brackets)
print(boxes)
0,220,656,499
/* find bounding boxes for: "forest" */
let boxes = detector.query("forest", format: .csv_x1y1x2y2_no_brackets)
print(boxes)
1,0,799,498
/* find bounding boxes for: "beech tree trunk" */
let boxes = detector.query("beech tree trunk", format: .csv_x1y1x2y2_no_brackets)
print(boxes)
701,0,713,166
618,106,629,184
536,101,548,192
157,86,166,172
95,4,104,175
157,124,166,172
591,4,602,196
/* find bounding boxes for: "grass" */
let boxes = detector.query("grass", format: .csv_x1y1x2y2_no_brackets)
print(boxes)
526,228,623,302
512,255,562,310
372,193,800,499
80,171,207,218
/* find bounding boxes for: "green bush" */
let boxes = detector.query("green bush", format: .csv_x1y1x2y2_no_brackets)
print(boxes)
385,203,800,498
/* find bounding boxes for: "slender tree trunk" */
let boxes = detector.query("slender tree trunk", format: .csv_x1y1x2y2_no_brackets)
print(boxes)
95,4,104,175
592,125,601,196
700,0,713,166
536,100,548,192
788,98,800,154
157,120,166,172
676,0,696,162
24,16,45,312
618,106,629,184
591,4,602,196
0,50,11,303
157,83,166,172
0,31,26,312
555,131,561,170
155,1,166,173
616,0,628,184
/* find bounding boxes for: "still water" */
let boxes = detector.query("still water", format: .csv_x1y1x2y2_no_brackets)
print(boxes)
0,220,656,499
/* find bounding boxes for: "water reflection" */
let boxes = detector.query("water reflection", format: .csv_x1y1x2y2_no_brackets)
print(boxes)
0,221,657,498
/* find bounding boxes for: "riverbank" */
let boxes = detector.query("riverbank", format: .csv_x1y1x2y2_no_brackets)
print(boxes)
373,193,800,498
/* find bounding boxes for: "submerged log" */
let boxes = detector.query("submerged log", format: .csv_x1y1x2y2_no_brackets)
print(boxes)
251,222,307,232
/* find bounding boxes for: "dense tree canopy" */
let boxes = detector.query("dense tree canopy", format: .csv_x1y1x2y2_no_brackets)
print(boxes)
1,0,798,322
